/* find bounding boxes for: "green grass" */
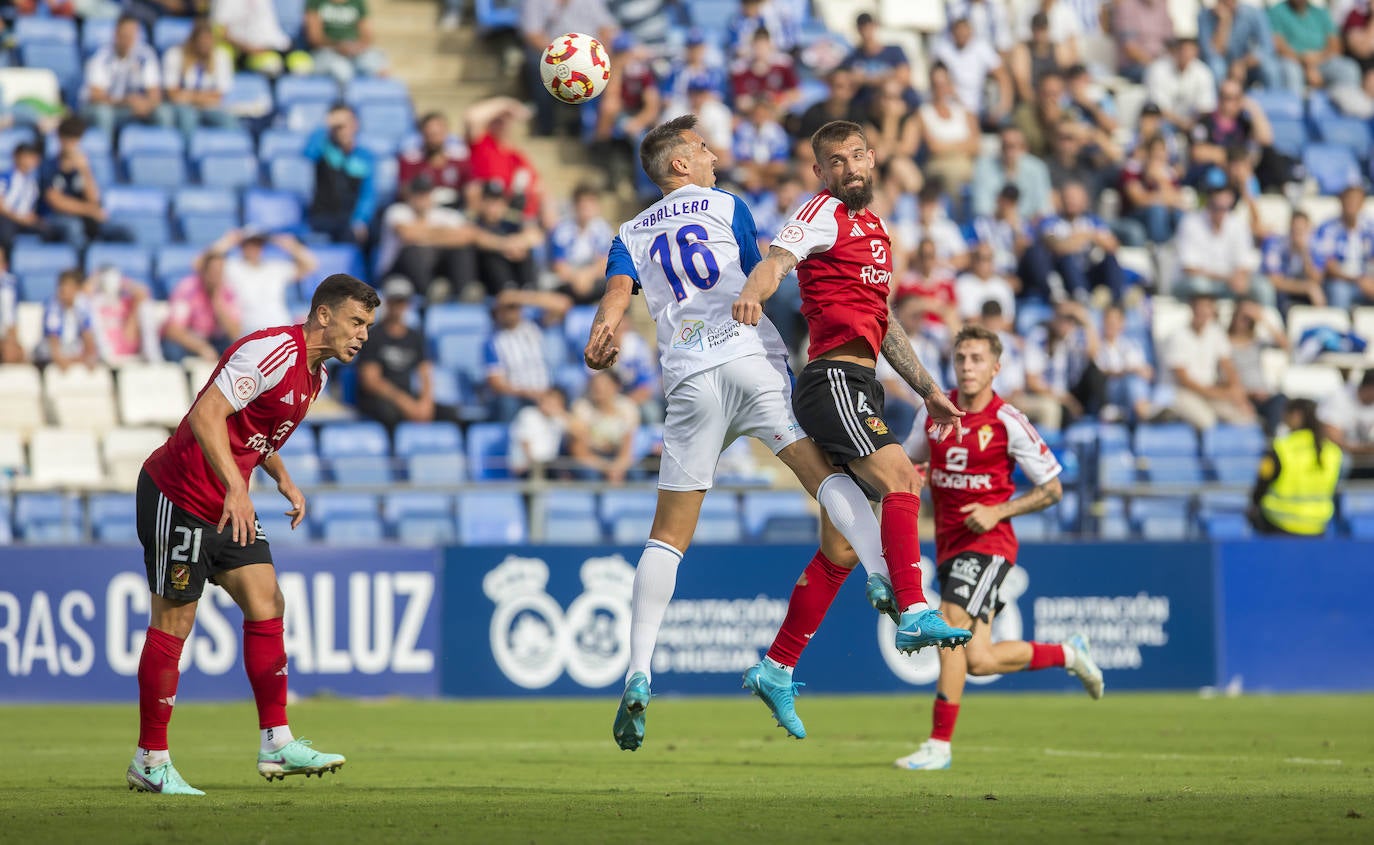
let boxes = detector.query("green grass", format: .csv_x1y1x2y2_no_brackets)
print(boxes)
1,693,1370,843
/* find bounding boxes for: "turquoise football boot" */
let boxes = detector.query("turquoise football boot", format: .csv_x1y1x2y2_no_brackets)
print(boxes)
257,739,346,781
894,608,972,654
865,573,901,625
126,759,204,795
613,672,652,751
742,661,806,739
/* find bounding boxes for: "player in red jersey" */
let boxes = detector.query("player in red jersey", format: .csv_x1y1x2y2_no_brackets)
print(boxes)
733,120,971,737
894,324,1104,771
125,274,380,796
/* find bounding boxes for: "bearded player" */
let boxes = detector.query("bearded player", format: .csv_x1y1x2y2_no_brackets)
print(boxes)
894,324,1104,771
733,120,971,738
126,274,379,795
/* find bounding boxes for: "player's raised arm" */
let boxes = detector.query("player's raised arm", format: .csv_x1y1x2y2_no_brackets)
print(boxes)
733,245,798,326
187,386,256,547
881,307,963,438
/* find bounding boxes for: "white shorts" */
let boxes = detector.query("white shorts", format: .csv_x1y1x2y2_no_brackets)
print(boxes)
658,355,806,491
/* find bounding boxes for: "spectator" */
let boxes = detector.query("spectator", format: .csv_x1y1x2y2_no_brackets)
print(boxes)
41,116,132,250
1312,182,1374,308
1225,145,1265,238
955,242,1019,320
792,66,862,146
484,292,552,422
594,33,663,183
85,265,161,364
519,0,617,136
161,249,240,362
1119,132,1187,245
35,269,99,369
82,14,173,142
305,0,388,84
733,98,791,189
1016,0,1082,68
355,277,448,431
666,80,735,173
376,175,475,300
471,180,543,295
397,111,472,209
973,183,1035,287
916,62,982,195
1010,12,1063,105
568,369,640,484
730,26,800,113
1113,0,1175,82
212,0,303,78
1188,80,1287,193
163,18,238,140
931,15,1012,127
1027,180,1126,302
1094,304,1155,422
971,125,1054,220
662,31,728,112
1320,368,1374,478
877,294,947,439
1046,120,1112,201
1064,64,1120,141
1175,185,1269,304
123,0,202,27
863,77,923,196
549,184,613,305
1227,299,1291,432
215,228,317,335
0,261,21,363
1162,293,1257,430
1013,70,1069,157
1344,1,1374,75
304,104,375,245
946,0,1015,56
509,387,572,478
1035,301,1100,427
1145,37,1217,133
903,183,970,270
1261,209,1327,308
1269,0,1362,94
892,238,960,347
726,0,799,59
1198,0,1282,90
0,144,48,259
609,320,662,422
466,97,544,221
842,12,919,112
976,299,1061,429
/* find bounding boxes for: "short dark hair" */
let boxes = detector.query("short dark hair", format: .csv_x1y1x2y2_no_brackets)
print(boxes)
59,268,83,286
309,274,380,319
116,13,141,29
1291,209,1309,223
418,111,446,129
57,115,87,140
12,143,39,159
572,182,601,203
918,182,944,205
954,323,1004,360
810,120,867,162
639,114,699,187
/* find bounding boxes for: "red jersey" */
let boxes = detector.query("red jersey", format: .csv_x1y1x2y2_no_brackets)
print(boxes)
729,56,800,106
397,136,471,205
144,325,327,523
772,190,894,360
893,265,958,329
904,391,1061,564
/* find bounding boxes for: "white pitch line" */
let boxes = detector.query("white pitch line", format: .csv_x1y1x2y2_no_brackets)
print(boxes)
1038,747,1344,766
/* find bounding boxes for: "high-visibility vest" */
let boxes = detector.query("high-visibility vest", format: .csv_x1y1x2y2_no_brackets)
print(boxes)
1259,430,1343,536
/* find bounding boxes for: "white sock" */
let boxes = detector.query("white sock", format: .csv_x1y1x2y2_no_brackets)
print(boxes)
764,656,793,674
261,725,294,752
926,738,950,750
1061,643,1078,672
137,747,170,768
626,539,683,685
816,473,888,578
903,601,931,615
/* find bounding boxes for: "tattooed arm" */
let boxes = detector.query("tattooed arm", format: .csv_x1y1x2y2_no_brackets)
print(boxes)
583,274,634,370
732,245,799,326
962,477,1063,533
882,307,964,437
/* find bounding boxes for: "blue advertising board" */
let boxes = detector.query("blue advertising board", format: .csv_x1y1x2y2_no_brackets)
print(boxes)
440,542,1217,697
0,547,441,701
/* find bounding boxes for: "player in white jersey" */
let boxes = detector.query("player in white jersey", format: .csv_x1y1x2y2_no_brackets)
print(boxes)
584,115,898,750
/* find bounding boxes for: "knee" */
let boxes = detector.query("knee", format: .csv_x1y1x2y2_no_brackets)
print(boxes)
965,649,997,676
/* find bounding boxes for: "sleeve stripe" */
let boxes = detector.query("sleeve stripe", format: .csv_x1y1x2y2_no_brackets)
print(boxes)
797,194,829,223
258,339,297,376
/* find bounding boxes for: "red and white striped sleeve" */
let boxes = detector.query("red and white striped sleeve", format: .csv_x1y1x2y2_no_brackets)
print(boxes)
771,193,840,261
213,331,299,412
998,404,1062,486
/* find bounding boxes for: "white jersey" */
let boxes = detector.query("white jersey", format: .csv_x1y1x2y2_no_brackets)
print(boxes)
606,185,789,395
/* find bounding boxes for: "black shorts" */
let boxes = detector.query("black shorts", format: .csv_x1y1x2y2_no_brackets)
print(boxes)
793,359,899,465
937,552,1012,624
136,469,272,601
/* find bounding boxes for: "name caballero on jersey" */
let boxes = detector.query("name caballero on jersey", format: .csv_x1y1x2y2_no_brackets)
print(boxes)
633,198,711,229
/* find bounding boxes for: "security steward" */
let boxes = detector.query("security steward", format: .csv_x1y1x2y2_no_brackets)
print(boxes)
1249,398,1343,536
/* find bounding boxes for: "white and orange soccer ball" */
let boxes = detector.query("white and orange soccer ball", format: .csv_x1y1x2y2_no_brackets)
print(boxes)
540,32,611,104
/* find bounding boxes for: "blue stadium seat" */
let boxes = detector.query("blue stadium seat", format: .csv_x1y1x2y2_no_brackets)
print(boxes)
610,513,654,544
1138,515,1191,540
406,452,464,485
105,186,169,216
259,129,310,160
275,0,308,40
281,101,332,133
344,77,411,107
1198,490,1250,516
0,127,36,160
330,456,394,486
1211,455,1259,484
275,74,339,107
322,516,385,545
19,44,81,98
394,421,463,456
152,17,195,52
562,306,598,355
742,490,811,538
474,0,520,32
1142,456,1204,485
125,153,188,190
1315,117,1372,161
94,518,139,544
695,512,743,543
1347,514,1374,539
87,243,152,280
319,421,389,457
464,423,510,480
87,153,116,190
757,514,819,543
1303,143,1362,195
1133,422,1197,457
1201,423,1266,457
119,125,184,157
15,492,82,542
173,187,238,217
80,17,117,56
1251,89,1303,121
243,189,303,231
1097,514,1132,541
198,152,260,189
268,156,315,202
1268,118,1308,159
14,16,78,46
543,489,597,518
128,216,172,247
311,492,379,523
425,303,492,337
188,127,255,162
457,490,526,543
436,333,488,382
89,492,137,527
222,72,274,117
156,245,203,280
11,243,78,277
1098,452,1138,488
384,491,454,524
1129,497,1190,523
1202,513,1252,540
358,102,415,142
542,513,604,544
358,132,399,160
599,490,657,530
1014,513,1055,542
180,212,240,246
396,516,458,545
372,156,399,204
259,514,312,545
19,273,59,302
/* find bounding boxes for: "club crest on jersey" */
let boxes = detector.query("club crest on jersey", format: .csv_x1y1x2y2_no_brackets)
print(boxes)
978,424,993,451
170,564,190,591
778,224,804,243
865,416,888,436
673,320,705,351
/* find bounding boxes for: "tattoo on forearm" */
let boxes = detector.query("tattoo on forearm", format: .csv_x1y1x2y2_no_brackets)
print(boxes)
1005,481,1063,519
881,311,935,398
766,245,799,277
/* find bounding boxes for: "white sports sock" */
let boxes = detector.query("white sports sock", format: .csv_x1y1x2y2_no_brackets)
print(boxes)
626,539,683,685
137,747,170,768
816,474,888,578
1061,643,1078,672
261,725,294,752
764,656,793,674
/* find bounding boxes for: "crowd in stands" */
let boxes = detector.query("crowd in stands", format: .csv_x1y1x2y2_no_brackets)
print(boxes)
1,0,1374,545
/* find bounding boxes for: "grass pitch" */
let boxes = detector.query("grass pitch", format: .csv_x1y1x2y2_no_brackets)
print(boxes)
1,693,1370,844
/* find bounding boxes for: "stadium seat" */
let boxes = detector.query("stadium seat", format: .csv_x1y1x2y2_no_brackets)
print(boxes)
198,152,260,189
268,156,315,202
542,513,604,544
180,212,241,246
0,364,45,432
1254,195,1293,236
89,492,138,542
542,489,597,520
474,0,520,33
1267,118,1307,158
1133,422,1198,457
562,306,598,356
222,72,274,118
87,243,152,281
464,423,510,480
173,186,238,218
17,272,58,303
425,303,492,337
1098,451,1138,488
319,420,389,458
1199,490,1250,516
330,455,394,486
383,491,454,524
125,153,188,190
1141,456,1204,485
156,244,204,281
282,101,332,133
457,491,526,543
104,186,170,217
102,426,167,491
1347,514,1374,540
1302,143,1361,195
358,132,399,159
275,74,340,108
0,127,36,161
310,492,379,526
1202,513,1252,540
259,129,310,160
44,365,118,432
29,428,104,489
754,514,819,544
1280,364,1344,400
741,490,812,539
695,512,743,544
258,514,312,546
436,333,488,382
119,125,184,157
11,242,77,277
1286,304,1351,347
14,492,83,543
1201,423,1266,457
14,16,79,46
188,127,255,161
607,512,652,544
396,516,458,545
394,421,462,457
19,44,81,99
1314,117,1372,162
1251,89,1303,121
1138,515,1191,541
1014,513,1055,542
1211,455,1260,484
1129,497,1190,523
117,363,191,427
243,189,303,231
345,77,411,107
322,516,385,545
152,17,196,52
1341,490,1374,518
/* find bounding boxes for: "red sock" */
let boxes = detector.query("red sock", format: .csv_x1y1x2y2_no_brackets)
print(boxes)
1029,642,1066,670
137,627,185,751
881,492,928,610
931,696,960,742
765,550,851,668
243,618,289,729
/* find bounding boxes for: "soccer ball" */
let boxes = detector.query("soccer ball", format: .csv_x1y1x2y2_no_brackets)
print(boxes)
540,32,611,104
